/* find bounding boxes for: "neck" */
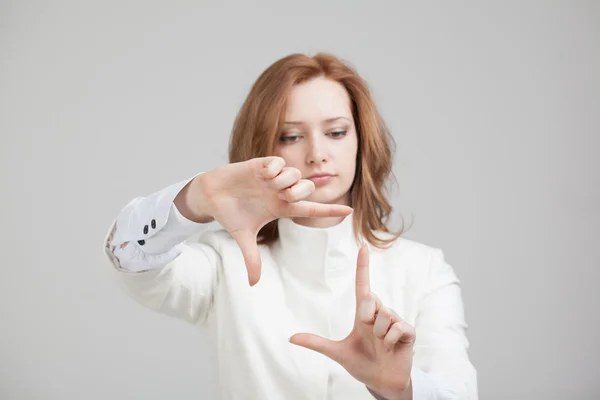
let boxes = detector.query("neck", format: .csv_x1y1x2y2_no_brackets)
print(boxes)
274,211,358,286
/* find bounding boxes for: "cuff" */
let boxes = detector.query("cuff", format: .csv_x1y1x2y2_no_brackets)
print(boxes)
410,366,436,400
411,366,461,400
140,201,208,254
109,171,207,254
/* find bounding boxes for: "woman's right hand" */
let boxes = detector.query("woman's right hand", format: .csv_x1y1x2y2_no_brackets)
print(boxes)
189,156,353,286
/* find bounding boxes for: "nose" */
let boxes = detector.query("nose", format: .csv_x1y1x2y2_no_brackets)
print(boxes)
306,135,328,165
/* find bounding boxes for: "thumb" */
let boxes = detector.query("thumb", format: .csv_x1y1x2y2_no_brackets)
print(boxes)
230,229,262,286
289,333,344,364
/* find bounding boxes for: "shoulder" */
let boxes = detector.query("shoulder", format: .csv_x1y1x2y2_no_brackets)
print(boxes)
370,231,438,262
369,231,455,281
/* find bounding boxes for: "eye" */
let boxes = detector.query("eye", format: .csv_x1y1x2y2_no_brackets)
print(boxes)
279,134,301,143
328,130,347,138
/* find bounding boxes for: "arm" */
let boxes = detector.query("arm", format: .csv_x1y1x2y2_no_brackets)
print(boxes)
102,172,221,325
409,249,479,399
103,157,354,320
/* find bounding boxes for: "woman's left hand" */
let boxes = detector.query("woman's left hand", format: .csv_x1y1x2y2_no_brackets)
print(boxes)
289,245,415,400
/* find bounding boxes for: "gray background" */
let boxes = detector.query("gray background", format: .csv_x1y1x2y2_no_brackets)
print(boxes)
1,1,598,399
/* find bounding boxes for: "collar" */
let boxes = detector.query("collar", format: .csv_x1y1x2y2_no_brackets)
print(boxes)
271,214,361,287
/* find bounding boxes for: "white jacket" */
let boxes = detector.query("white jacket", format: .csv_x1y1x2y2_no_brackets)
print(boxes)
102,173,478,400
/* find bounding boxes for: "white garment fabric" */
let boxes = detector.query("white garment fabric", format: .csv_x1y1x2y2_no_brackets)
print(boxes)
102,173,478,400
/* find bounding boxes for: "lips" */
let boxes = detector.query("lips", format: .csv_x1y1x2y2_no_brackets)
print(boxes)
306,173,335,185
307,173,334,179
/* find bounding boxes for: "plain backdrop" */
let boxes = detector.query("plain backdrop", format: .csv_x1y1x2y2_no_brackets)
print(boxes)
1,1,598,399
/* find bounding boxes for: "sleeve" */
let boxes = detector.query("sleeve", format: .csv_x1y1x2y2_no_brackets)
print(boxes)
106,171,207,267
410,248,479,400
102,172,221,325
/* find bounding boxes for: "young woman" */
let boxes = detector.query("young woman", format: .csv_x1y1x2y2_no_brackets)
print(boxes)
103,53,478,400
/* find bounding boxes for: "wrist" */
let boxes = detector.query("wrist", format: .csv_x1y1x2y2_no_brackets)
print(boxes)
367,376,412,400
175,173,215,223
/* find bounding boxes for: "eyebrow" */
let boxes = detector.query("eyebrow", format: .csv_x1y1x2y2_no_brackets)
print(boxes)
283,116,352,125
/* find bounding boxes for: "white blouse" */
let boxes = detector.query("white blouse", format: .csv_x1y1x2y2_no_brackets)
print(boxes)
102,173,478,400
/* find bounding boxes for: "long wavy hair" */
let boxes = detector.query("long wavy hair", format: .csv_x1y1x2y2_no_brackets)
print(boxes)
228,52,404,248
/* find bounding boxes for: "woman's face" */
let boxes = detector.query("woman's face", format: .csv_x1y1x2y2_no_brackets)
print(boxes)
274,76,358,206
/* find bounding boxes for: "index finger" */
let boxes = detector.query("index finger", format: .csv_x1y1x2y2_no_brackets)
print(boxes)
355,244,371,305
230,229,262,286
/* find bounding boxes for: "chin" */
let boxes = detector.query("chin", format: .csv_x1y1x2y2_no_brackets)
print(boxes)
308,187,350,205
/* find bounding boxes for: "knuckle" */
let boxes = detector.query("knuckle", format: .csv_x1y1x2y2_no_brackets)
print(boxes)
303,179,314,192
393,321,404,334
275,158,285,171
394,320,405,332
384,330,395,343
284,189,296,202
283,168,295,181
292,168,302,180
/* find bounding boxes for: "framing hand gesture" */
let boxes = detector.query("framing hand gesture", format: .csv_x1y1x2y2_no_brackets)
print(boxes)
289,245,415,400
199,156,353,286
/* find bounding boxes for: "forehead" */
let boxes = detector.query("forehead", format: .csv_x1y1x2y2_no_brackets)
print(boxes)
284,77,352,121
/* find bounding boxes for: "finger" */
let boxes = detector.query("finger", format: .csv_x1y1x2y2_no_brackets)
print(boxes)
264,167,301,191
355,244,371,304
289,333,344,365
230,229,262,286
358,293,382,325
285,201,353,218
389,309,401,322
373,307,394,339
398,320,416,344
258,157,286,179
245,156,285,179
383,320,416,349
278,180,314,202
383,322,403,350
358,296,377,324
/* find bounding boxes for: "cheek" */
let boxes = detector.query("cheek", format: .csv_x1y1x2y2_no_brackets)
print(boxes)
339,138,358,175
273,145,288,159
343,159,357,184
273,147,302,168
